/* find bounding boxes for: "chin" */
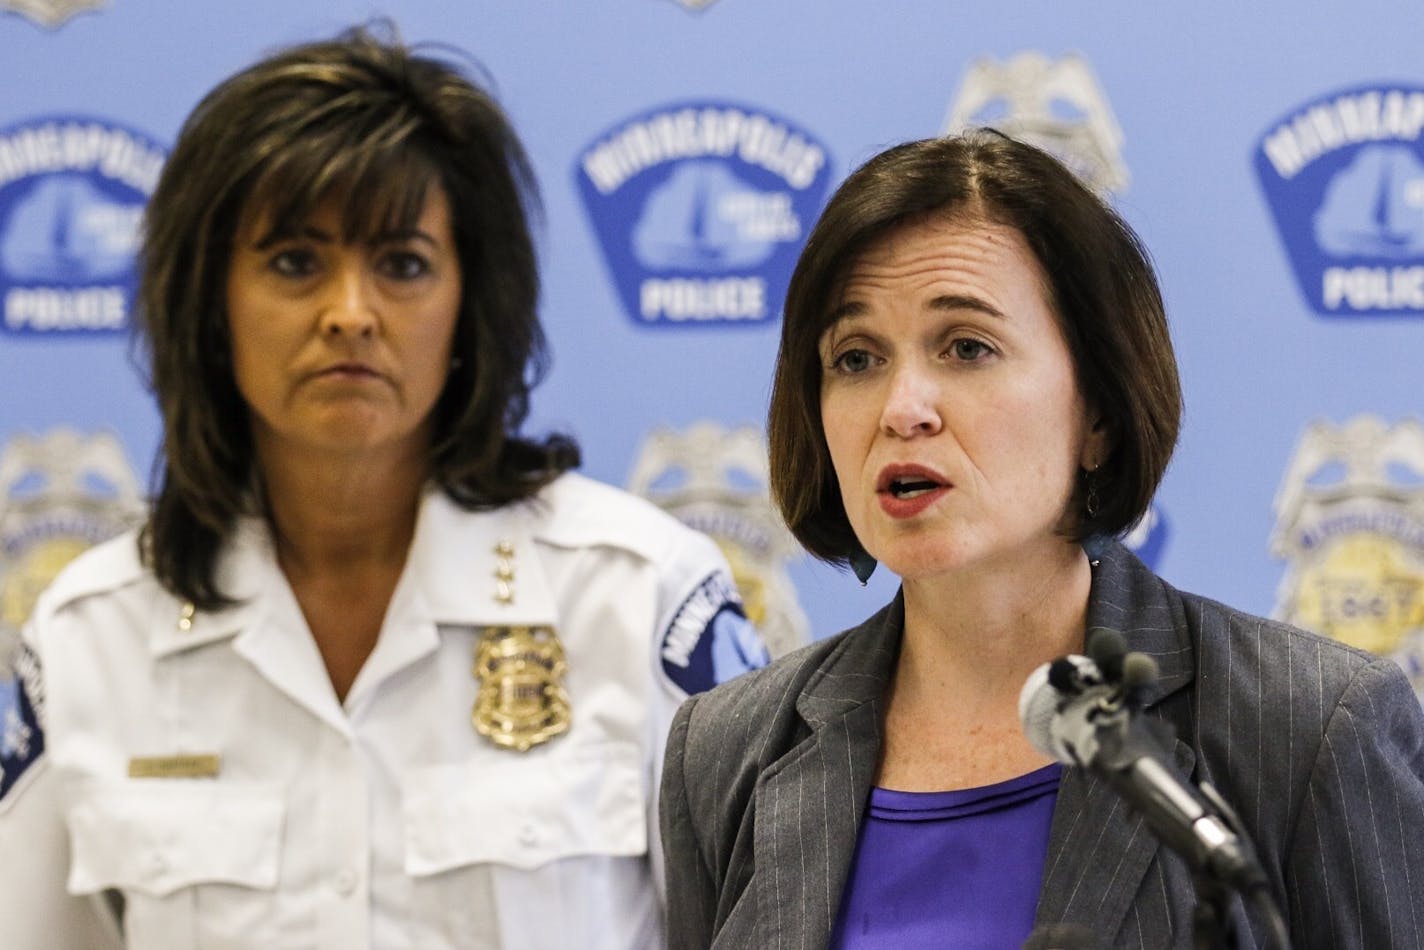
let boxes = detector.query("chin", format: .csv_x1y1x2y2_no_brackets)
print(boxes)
866,535,973,582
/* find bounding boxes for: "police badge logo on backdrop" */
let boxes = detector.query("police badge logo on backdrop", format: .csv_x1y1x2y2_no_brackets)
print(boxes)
0,429,145,638
1255,85,1424,317
575,102,832,327
1271,416,1424,697
942,51,1129,197
0,116,165,335
0,0,103,29
628,422,809,661
0,429,143,805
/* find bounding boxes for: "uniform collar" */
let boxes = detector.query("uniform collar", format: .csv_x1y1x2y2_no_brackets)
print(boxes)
149,488,562,661
148,516,271,658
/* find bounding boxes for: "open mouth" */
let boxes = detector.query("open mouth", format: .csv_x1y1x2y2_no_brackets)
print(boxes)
887,477,942,499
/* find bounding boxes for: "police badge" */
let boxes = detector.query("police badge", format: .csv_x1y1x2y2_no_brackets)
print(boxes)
0,428,144,642
943,51,1129,197
1,0,104,29
472,625,572,751
627,421,809,658
1271,416,1424,696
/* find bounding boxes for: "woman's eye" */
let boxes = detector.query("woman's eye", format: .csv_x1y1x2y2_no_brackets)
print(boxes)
269,249,316,278
832,349,875,374
950,338,992,361
379,251,430,280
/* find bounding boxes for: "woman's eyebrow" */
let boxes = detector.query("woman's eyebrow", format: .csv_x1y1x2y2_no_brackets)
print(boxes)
251,223,333,250
826,293,1005,325
925,293,1005,319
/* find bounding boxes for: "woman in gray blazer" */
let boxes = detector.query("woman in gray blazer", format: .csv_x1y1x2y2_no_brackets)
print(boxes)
660,131,1424,949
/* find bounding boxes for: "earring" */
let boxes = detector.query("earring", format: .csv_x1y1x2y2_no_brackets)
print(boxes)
1084,466,1101,520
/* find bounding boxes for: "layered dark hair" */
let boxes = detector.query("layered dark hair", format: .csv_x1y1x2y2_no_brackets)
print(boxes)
768,130,1182,569
137,25,577,607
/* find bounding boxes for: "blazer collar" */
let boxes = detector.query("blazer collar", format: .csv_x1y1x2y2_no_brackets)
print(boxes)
752,595,904,949
1035,540,1198,941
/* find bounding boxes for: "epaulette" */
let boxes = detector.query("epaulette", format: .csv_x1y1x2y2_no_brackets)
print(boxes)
530,473,701,564
29,530,146,620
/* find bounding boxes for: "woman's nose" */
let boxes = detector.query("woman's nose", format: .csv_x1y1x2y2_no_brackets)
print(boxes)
318,261,377,339
879,364,942,438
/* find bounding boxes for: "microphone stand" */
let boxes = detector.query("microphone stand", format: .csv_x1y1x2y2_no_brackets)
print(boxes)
1074,631,1292,950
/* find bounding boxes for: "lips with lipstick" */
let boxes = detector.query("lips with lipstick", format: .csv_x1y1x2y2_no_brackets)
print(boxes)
877,465,951,516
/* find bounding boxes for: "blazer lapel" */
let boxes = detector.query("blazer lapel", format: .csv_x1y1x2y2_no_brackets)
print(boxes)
1035,540,1198,943
750,596,903,950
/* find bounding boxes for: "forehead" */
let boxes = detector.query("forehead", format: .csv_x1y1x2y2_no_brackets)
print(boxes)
830,212,1054,320
850,212,1040,284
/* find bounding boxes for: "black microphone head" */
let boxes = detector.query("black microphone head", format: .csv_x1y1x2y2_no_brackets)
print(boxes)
1086,627,1128,681
1121,651,1160,691
1047,656,1084,694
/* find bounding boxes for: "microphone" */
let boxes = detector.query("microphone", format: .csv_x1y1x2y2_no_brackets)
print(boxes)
1018,636,1266,893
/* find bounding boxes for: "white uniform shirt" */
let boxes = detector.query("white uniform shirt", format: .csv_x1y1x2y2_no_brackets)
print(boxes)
0,474,768,949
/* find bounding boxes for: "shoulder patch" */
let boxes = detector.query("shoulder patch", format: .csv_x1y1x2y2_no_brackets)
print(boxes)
0,642,45,804
660,570,770,696
535,473,687,563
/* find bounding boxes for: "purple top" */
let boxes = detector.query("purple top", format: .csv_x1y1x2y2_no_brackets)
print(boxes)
829,763,1063,950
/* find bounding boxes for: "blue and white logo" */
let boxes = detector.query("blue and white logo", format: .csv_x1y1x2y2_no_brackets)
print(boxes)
1254,86,1424,317
0,116,165,336
575,101,832,327
659,569,770,696
0,640,44,806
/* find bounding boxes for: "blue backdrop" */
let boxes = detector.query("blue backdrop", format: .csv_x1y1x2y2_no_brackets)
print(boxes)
2,0,1421,687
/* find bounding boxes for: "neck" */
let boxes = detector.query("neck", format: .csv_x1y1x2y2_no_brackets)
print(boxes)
896,539,1092,713
255,439,429,577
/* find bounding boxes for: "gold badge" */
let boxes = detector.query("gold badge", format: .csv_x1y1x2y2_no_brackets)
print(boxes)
1272,416,1424,696
472,625,571,751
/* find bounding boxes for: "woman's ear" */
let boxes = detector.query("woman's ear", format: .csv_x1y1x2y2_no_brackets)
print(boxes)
1081,412,1114,471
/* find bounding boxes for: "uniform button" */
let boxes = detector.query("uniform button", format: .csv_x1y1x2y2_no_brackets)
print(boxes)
333,868,358,896
518,823,539,847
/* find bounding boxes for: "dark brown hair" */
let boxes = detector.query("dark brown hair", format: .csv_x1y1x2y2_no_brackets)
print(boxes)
768,130,1181,568
137,25,577,607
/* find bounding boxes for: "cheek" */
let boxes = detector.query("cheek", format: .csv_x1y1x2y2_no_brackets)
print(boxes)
820,392,868,499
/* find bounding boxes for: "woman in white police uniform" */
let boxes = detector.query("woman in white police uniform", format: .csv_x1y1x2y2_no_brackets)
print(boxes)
0,26,766,950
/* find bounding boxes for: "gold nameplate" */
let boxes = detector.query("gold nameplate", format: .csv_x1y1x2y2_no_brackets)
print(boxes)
127,754,222,779
472,625,571,751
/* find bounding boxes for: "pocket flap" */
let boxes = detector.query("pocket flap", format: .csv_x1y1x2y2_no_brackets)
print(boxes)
67,781,285,898
403,741,645,876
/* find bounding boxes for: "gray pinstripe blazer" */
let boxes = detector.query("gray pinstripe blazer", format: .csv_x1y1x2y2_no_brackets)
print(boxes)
660,541,1424,949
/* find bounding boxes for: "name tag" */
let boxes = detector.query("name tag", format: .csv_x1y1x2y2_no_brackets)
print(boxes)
127,754,221,779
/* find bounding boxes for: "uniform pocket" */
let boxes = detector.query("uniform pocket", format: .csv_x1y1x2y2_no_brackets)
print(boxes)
402,739,646,876
66,780,286,949
66,779,286,897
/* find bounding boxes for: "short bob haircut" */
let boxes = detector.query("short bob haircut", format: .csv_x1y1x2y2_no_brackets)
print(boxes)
138,25,577,607
768,130,1181,569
